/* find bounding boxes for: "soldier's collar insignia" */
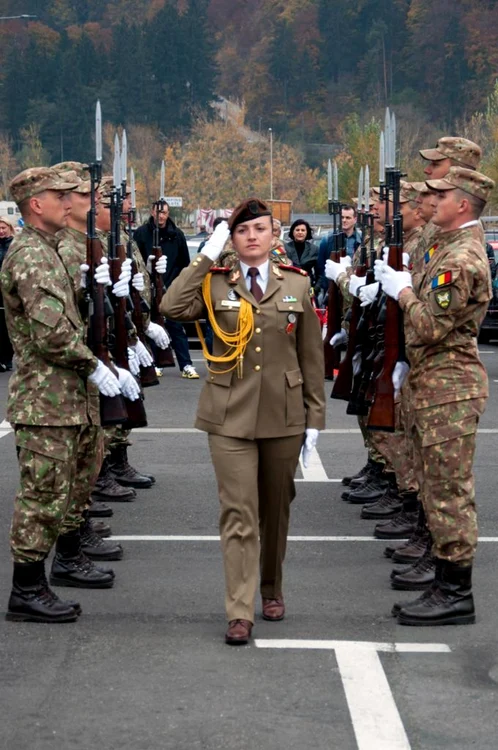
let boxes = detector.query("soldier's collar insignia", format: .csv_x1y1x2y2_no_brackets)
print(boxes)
431,271,452,289
272,265,283,278
435,289,451,309
424,243,439,263
229,270,240,284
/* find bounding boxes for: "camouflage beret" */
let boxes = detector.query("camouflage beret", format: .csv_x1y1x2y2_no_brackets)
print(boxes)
419,137,481,170
426,166,495,203
10,167,78,205
228,197,272,233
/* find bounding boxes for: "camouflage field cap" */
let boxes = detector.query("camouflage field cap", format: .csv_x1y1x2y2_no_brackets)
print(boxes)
98,175,113,206
419,137,481,169
52,161,91,194
426,166,495,202
399,181,422,203
411,181,431,195
10,167,79,204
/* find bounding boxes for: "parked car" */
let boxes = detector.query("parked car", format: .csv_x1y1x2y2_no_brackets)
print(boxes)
479,239,498,343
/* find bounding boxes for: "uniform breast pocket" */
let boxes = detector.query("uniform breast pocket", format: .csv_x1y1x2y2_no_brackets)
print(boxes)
214,299,241,333
275,301,304,333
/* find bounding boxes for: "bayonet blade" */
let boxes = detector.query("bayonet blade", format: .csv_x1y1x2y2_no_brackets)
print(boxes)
333,160,338,201
113,133,120,188
95,101,102,163
379,132,385,183
121,130,128,185
364,165,370,212
357,167,364,211
130,168,136,209
327,159,333,201
391,111,396,169
160,160,165,200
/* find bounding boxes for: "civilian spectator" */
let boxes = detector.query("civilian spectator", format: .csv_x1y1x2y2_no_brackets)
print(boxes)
0,218,14,371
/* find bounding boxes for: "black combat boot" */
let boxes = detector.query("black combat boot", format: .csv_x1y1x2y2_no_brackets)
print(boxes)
6,561,79,623
374,490,419,537
88,518,112,537
50,529,115,589
341,460,385,500
80,517,123,561
387,505,430,560
360,476,403,519
92,457,137,502
342,457,374,487
87,500,113,518
397,559,475,626
346,471,392,504
390,545,436,590
109,444,154,489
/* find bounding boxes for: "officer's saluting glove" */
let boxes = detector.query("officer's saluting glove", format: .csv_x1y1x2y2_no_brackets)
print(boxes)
330,328,347,347
201,221,230,262
359,281,380,307
301,428,320,469
147,254,167,274
88,360,121,397
146,321,170,349
378,265,413,300
127,347,141,377
325,258,345,284
112,258,132,298
133,339,154,367
115,366,140,401
132,272,144,292
392,361,410,398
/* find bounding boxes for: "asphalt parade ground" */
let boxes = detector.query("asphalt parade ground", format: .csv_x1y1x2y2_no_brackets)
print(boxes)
1,347,498,750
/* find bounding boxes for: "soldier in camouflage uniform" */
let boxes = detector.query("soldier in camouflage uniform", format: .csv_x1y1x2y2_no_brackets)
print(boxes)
0,167,132,622
376,167,494,626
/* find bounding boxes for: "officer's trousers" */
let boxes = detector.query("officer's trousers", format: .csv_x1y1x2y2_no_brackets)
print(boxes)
208,432,304,623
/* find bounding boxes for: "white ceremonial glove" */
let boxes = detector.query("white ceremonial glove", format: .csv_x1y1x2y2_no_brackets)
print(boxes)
330,328,347,347
115,366,140,401
348,273,367,298
378,265,413,301
301,428,320,469
381,247,410,269
392,361,410,398
88,360,121,397
147,254,168,274
127,347,141,377
325,258,345,284
112,258,132,298
92,257,112,287
322,325,328,342
374,258,386,282
340,255,352,269
146,321,170,349
132,272,145,292
352,351,362,376
133,339,154,367
201,221,231,262
79,263,89,289
359,281,380,307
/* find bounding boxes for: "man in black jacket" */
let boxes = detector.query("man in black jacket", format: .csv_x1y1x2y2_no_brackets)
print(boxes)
134,202,199,378
0,218,14,371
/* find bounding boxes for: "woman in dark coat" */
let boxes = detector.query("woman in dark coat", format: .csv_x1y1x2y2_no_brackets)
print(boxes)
0,218,14,370
284,219,318,284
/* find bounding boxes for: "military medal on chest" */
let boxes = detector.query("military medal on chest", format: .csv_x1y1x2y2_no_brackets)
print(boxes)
286,312,297,334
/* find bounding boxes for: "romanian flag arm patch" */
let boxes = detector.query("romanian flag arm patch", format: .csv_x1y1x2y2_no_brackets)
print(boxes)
424,243,439,264
431,271,452,289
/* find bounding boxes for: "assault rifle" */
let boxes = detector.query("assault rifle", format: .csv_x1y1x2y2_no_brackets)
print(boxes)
150,160,175,368
107,132,147,428
324,159,345,380
85,102,128,425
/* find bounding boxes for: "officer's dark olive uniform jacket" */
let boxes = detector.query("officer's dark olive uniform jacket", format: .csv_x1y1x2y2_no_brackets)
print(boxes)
161,253,326,439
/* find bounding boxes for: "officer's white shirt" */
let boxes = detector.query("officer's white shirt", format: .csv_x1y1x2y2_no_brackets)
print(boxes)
239,259,270,294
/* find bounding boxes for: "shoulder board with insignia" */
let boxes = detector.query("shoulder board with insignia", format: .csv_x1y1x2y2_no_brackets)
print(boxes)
209,266,230,274
431,271,452,289
424,244,439,264
279,263,308,276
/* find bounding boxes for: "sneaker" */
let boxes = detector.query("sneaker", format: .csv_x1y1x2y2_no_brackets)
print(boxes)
181,365,200,379
155,368,163,377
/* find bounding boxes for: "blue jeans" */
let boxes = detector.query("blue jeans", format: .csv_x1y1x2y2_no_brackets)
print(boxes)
165,319,192,371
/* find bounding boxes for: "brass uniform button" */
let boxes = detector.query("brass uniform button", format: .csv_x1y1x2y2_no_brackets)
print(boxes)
255,346,261,353
254,365,261,372
255,327,261,334
255,309,261,314
289,306,294,310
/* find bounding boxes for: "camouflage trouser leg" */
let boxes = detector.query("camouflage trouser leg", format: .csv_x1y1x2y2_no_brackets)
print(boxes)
366,428,395,473
11,425,82,563
358,415,386,465
60,424,104,533
103,425,132,453
386,389,419,494
412,398,486,564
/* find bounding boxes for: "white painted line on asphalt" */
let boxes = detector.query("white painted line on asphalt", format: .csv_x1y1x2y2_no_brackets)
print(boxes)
299,446,329,481
110,535,498,543
254,640,450,750
133,426,498,434
0,419,11,440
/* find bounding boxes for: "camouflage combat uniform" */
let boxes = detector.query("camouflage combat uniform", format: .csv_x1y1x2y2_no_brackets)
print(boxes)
0,225,99,563
398,223,491,563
